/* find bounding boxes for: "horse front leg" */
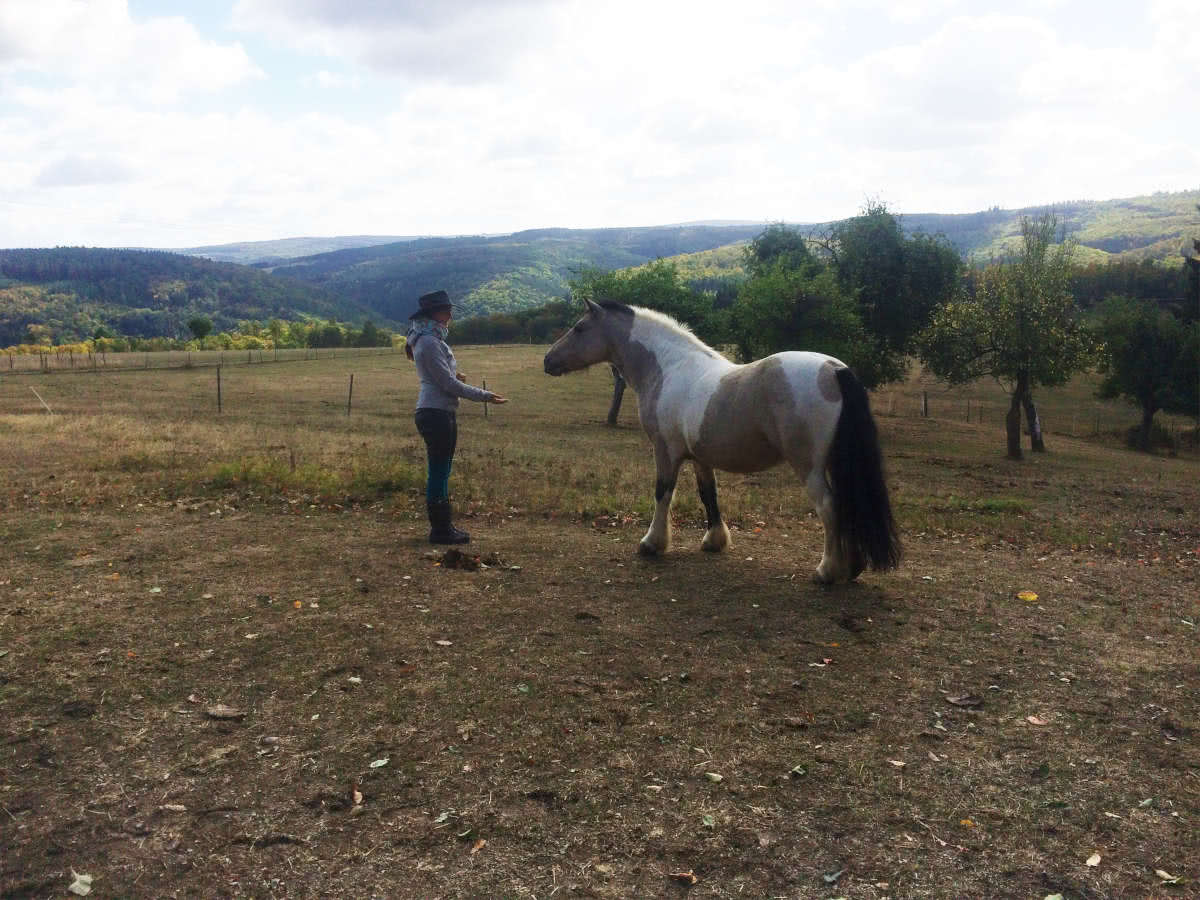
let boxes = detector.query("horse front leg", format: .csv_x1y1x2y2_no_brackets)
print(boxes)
695,462,730,552
639,443,681,556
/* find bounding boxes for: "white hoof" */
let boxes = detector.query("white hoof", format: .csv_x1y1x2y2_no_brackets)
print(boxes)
701,522,730,552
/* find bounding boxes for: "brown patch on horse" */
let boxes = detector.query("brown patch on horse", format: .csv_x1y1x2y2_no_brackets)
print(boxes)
818,359,842,403
612,322,663,436
695,359,789,473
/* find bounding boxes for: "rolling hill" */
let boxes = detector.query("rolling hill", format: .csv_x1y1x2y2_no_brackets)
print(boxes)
2,189,1195,346
0,247,371,346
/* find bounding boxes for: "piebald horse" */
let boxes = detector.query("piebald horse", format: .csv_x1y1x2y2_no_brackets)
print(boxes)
543,298,901,583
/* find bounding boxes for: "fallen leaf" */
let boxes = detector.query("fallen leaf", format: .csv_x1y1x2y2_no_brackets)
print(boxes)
435,639,453,647
960,818,974,827
204,704,246,721
68,870,93,896
352,784,363,805
705,772,723,783
293,600,302,609
1086,852,1101,867
789,764,807,778
369,757,389,768
668,870,698,885
1044,895,1064,900
1017,590,1038,602
161,803,187,812
823,868,845,884
946,693,983,708
1027,715,1050,726
1155,869,1181,884
889,759,906,768
470,838,487,855
702,814,715,828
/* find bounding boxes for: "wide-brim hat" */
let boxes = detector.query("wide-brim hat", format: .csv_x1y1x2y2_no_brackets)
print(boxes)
409,289,459,319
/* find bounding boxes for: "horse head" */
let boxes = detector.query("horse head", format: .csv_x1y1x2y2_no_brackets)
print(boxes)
543,296,623,376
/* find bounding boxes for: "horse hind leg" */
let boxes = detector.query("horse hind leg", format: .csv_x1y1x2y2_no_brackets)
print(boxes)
804,468,843,583
695,462,730,552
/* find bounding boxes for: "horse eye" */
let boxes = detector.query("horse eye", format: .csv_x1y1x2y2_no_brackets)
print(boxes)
574,322,588,333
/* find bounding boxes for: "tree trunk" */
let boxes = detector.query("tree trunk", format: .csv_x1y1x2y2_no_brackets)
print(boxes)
1022,392,1045,452
1006,374,1026,460
1137,403,1157,452
606,366,626,426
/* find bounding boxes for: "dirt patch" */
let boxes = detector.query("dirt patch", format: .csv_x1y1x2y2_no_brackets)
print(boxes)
2,497,1196,898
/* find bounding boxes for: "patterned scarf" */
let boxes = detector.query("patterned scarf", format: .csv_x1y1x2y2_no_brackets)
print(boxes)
407,317,448,349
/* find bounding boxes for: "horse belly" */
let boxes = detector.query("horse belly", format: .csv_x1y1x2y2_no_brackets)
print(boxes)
689,377,784,473
694,426,782,473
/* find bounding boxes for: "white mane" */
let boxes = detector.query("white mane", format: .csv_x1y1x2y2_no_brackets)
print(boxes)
629,305,722,358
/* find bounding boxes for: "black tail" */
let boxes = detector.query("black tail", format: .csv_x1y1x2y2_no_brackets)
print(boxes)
829,367,901,574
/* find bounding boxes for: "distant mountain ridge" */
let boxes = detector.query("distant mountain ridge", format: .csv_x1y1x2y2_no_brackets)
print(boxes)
174,235,422,265
2,189,1194,345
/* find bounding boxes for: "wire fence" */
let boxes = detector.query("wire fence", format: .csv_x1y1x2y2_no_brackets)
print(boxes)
1,345,399,375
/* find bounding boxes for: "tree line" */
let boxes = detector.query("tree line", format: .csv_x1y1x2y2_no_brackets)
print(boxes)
455,205,1199,457
3,315,396,357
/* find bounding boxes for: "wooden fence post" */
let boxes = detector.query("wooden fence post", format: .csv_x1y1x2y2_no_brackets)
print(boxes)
217,365,222,413
347,374,354,416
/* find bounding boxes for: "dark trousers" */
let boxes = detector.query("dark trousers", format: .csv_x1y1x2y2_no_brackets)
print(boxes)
415,408,457,502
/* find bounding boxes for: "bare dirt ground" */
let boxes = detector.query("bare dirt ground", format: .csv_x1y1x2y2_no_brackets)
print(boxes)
1,352,1197,899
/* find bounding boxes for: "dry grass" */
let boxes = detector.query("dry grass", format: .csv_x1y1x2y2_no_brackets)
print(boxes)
1,347,1197,899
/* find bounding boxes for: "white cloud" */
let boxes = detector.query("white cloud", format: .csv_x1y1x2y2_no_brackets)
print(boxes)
232,0,559,82
0,1,1196,247
0,0,261,102
35,154,136,187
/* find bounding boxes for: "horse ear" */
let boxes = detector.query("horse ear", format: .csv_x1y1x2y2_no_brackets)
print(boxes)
582,296,601,315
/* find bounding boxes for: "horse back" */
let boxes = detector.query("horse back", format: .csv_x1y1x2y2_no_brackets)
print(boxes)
684,352,844,474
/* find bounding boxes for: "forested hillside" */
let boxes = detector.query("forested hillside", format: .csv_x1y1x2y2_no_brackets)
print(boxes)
876,189,1200,262
261,224,767,321
0,247,368,346
2,190,1195,346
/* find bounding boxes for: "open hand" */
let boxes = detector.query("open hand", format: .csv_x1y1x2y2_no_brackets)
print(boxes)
488,393,509,404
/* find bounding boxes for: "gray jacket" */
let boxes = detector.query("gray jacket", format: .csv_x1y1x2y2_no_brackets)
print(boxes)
411,333,492,410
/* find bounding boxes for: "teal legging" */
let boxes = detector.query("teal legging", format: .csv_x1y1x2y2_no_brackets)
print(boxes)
415,408,457,502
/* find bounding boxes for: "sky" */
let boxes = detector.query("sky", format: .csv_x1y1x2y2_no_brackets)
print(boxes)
0,0,1195,249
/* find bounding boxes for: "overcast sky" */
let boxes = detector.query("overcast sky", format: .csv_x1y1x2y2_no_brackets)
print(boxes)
1,0,1194,249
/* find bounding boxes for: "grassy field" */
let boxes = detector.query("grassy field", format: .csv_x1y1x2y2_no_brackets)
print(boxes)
3,345,398,375
1,346,1197,899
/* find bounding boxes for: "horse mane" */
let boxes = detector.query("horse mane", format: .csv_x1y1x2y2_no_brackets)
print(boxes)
628,305,721,356
596,299,634,315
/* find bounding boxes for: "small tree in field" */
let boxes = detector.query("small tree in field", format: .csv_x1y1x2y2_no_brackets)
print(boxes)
187,316,213,341
917,213,1096,459
1095,295,1199,451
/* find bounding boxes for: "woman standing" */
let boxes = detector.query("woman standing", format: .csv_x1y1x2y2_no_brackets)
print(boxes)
406,290,508,544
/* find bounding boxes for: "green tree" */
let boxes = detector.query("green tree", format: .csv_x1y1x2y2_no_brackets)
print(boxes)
1094,296,1199,451
308,321,345,348
743,223,818,278
917,213,1096,459
570,261,720,343
829,201,962,386
187,315,213,340
728,265,868,373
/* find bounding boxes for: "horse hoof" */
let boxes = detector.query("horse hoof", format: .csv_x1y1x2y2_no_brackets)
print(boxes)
637,541,661,556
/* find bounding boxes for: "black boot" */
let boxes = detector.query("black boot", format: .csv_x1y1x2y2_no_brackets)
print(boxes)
427,499,469,545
